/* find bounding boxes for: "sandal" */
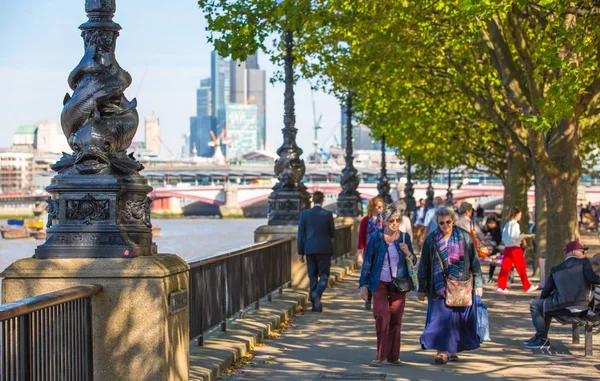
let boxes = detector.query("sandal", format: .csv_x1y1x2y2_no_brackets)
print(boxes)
387,360,403,366
434,352,448,365
370,359,385,367
449,354,459,362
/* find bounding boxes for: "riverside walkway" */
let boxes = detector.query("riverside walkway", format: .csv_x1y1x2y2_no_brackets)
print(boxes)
223,241,600,380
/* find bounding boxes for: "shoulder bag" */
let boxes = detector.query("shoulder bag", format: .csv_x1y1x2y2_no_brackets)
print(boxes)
434,249,473,307
470,220,489,258
385,232,414,293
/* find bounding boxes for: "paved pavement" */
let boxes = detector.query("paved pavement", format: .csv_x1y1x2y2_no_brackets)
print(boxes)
224,234,600,381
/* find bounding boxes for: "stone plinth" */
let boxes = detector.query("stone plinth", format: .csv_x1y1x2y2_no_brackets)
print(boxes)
254,225,307,288
1,255,190,381
335,216,361,257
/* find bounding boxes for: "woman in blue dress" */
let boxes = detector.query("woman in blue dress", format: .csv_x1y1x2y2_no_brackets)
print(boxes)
417,206,483,364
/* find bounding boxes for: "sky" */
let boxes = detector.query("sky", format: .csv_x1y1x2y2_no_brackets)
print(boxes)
0,0,342,158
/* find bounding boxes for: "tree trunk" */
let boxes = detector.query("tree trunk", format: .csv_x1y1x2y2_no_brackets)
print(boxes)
539,119,581,277
505,146,531,232
532,166,547,277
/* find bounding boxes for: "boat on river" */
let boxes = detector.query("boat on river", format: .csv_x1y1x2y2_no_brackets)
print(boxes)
0,226,31,239
0,219,46,239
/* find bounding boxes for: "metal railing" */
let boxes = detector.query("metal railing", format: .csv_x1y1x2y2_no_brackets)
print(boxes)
187,238,293,345
333,224,353,261
0,284,102,381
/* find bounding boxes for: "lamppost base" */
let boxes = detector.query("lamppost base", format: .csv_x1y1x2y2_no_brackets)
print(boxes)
267,189,311,226
336,194,362,217
35,174,155,259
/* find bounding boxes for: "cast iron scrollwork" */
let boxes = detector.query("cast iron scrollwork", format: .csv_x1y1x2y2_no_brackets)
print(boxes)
53,1,142,176
65,194,110,225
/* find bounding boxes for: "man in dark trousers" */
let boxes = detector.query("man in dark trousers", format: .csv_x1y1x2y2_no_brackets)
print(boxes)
297,191,336,312
523,241,600,349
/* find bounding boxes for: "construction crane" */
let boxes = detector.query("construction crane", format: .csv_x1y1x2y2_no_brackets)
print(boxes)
310,91,323,161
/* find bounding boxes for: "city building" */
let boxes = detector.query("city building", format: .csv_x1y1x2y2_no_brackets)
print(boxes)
190,78,214,158
190,52,267,160
11,121,70,154
225,103,259,160
144,115,161,156
181,133,190,157
340,107,381,151
0,151,33,192
12,125,37,148
211,51,230,154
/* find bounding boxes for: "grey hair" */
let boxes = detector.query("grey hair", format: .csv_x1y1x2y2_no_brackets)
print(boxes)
383,203,404,224
394,200,407,212
435,206,457,224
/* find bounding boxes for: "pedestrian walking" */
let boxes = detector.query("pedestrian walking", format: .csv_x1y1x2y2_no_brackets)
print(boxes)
417,206,483,364
482,215,502,283
359,203,417,367
413,199,426,250
297,191,336,312
357,196,385,310
497,207,538,294
423,197,444,238
396,200,413,241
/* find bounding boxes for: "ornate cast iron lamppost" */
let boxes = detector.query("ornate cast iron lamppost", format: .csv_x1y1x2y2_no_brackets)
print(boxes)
337,93,362,216
404,156,416,218
425,165,434,211
35,0,153,258
377,134,393,205
446,168,453,203
267,30,311,225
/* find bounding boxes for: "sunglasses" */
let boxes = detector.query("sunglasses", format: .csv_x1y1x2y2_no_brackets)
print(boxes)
388,218,401,224
438,220,453,226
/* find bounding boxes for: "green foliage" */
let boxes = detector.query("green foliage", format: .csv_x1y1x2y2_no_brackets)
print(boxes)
197,0,600,177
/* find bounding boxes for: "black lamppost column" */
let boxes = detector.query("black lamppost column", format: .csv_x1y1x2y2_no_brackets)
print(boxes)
425,165,434,211
404,156,416,218
267,30,311,225
377,134,393,204
337,93,362,216
446,168,453,204
35,0,153,258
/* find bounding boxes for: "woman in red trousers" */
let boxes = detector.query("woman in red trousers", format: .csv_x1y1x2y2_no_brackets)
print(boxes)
498,207,538,293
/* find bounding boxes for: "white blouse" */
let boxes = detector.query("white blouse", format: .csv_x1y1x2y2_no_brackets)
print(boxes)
502,220,525,247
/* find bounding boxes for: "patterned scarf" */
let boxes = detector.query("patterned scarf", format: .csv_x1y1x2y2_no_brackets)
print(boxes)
367,215,382,243
433,226,465,298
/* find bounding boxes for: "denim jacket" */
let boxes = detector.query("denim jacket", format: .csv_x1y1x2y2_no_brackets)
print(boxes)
359,230,417,292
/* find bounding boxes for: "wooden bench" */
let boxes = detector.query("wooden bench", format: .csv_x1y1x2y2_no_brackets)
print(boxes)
552,311,600,356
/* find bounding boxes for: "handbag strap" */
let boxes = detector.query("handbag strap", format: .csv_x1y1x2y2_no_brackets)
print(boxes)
385,242,394,279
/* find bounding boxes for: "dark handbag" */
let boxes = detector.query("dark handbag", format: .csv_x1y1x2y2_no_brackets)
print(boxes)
385,232,413,293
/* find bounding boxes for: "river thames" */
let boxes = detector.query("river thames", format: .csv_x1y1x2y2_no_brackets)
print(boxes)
0,218,267,274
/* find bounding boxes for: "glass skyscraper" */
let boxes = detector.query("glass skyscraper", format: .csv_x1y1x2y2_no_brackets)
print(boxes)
191,51,266,159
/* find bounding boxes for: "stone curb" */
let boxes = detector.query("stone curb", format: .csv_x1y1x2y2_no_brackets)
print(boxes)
188,255,357,381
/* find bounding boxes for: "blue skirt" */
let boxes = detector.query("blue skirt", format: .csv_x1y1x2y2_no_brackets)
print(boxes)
420,297,480,353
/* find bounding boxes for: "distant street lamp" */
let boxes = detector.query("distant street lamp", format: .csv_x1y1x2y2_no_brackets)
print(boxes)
337,93,362,216
377,134,393,204
267,29,311,225
404,156,416,218
446,168,453,204
425,165,434,211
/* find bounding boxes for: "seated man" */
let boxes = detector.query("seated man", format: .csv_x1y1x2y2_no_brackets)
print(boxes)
523,241,600,349
592,254,600,310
